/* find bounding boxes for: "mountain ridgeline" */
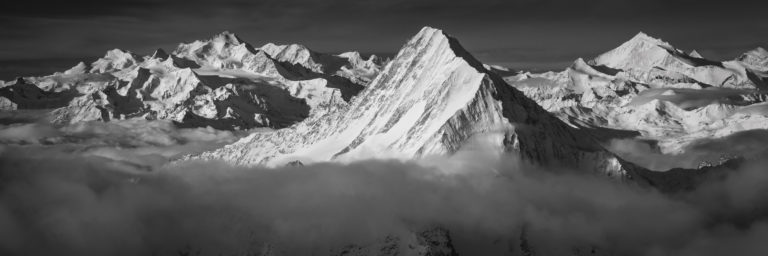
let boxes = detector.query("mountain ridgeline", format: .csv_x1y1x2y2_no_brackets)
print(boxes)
3,25,768,256
3,27,768,185
1,31,385,130
190,27,644,179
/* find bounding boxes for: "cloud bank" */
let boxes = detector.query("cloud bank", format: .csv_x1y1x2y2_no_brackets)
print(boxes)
1,120,768,255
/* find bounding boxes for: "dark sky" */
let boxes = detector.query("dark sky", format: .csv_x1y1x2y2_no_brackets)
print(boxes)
1,0,767,73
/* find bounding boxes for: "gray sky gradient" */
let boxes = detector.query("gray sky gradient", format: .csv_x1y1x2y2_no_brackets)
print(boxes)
1,0,767,72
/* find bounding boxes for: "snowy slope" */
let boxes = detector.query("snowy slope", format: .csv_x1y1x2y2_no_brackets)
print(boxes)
737,47,768,73
592,32,759,89
2,31,384,130
191,27,638,178
337,51,387,85
90,49,140,73
50,49,315,130
508,33,768,160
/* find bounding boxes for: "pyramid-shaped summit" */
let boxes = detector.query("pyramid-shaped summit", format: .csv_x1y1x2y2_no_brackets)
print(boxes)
150,48,170,60
591,32,675,71
587,31,760,88
191,26,637,177
689,50,703,58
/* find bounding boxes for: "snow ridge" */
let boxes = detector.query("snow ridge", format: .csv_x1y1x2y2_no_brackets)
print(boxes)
738,47,768,70
191,26,636,178
3,31,385,130
507,32,768,169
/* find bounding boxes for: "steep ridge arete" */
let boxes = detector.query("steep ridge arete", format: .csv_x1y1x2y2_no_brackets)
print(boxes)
192,27,637,178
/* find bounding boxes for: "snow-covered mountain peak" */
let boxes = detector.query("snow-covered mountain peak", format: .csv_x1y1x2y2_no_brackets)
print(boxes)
338,51,386,66
260,43,315,66
63,62,89,75
190,26,635,178
257,42,386,88
150,48,170,60
629,32,667,45
90,49,139,73
399,26,488,73
258,42,348,75
591,32,673,70
261,43,309,56
689,50,703,58
584,32,760,89
211,30,245,45
259,42,284,55
172,31,263,70
751,47,767,56
104,48,135,57
569,57,617,80
337,51,365,61
738,47,768,69
409,26,448,48
739,47,767,59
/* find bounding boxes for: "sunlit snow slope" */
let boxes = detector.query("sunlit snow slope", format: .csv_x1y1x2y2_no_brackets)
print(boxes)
192,27,640,178
0,32,384,130
507,32,768,160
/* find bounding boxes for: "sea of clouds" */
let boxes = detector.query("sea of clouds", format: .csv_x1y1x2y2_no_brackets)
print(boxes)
1,118,768,255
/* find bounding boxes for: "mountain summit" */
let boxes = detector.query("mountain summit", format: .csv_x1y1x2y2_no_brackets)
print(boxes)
506,31,768,172
592,32,674,70
738,47,768,70
590,32,762,88
0,30,389,130
191,27,637,177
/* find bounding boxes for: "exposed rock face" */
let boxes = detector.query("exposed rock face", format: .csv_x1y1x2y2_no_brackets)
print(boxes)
260,43,387,85
191,27,638,178
2,31,384,130
0,78,79,110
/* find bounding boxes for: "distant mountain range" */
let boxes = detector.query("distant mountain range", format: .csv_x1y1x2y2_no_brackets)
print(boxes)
2,25,768,255
2,26,767,178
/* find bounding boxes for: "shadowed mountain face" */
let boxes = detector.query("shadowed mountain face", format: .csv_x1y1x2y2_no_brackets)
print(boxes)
270,57,364,101
190,27,642,182
1,31,384,131
176,77,311,130
0,78,80,109
3,21,768,256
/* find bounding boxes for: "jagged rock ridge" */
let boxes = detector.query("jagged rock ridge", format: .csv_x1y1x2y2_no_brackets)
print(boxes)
0,31,385,130
191,27,639,178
